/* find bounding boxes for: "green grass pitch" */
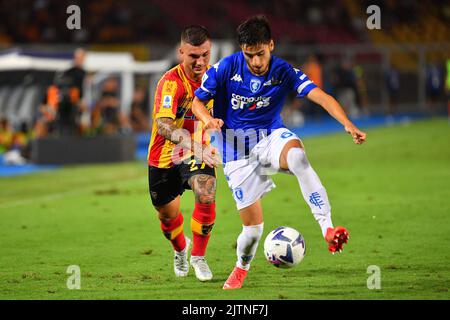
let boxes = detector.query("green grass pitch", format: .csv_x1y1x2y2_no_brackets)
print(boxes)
1,118,449,300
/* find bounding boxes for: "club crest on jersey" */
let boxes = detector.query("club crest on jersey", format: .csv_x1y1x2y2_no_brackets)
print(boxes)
250,79,261,93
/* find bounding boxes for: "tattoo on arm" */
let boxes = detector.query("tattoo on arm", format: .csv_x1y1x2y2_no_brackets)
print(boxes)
156,117,205,158
156,117,180,144
189,174,216,204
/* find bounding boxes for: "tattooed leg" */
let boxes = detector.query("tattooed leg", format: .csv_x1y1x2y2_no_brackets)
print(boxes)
189,173,216,261
189,174,216,204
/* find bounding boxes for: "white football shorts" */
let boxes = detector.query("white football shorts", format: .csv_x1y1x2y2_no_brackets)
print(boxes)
223,127,301,210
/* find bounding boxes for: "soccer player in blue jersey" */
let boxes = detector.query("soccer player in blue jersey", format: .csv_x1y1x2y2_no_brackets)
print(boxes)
192,15,367,290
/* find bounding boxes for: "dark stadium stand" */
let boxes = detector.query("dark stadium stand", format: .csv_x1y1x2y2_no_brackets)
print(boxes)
0,0,448,46
0,0,362,45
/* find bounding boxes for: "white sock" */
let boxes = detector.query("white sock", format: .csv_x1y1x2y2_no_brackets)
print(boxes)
236,223,264,270
286,148,333,237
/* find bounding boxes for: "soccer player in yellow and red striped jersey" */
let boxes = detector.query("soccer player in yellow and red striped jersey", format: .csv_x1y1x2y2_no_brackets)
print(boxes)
147,25,220,282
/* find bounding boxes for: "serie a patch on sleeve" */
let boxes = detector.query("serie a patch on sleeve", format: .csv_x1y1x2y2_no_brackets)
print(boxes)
162,94,172,108
161,80,177,109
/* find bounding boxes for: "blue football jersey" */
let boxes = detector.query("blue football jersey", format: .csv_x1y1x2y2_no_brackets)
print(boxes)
195,51,317,162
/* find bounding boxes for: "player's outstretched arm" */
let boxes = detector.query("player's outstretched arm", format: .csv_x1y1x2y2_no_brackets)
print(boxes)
192,97,224,130
307,87,367,145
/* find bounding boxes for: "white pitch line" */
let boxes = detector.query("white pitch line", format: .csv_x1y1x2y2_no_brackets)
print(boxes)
0,177,145,210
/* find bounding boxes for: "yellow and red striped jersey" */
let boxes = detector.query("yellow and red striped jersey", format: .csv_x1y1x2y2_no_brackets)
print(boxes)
148,64,213,168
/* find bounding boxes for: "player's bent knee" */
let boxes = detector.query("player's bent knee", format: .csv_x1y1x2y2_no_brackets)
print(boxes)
156,209,179,222
156,205,180,222
242,223,264,242
287,147,310,173
160,213,184,240
154,197,181,221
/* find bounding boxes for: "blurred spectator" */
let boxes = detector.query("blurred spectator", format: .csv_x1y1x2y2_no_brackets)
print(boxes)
34,73,81,137
0,119,30,165
426,63,445,115
129,87,150,133
386,66,400,116
281,97,305,127
53,73,81,135
303,54,323,89
91,77,131,135
10,122,32,162
301,54,325,117
335,59,360,118
353,64,369,116
446,59,450,118
0,118,13,153
62,48,89,134
34,48,87,137
63,48,87,98
34,83,58,138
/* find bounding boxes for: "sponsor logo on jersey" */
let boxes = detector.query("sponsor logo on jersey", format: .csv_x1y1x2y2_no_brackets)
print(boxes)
231,74,243,82
250,78,261,93
231,93,271,110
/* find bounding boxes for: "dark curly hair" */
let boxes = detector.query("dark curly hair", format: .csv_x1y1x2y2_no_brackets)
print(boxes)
237,15,272,46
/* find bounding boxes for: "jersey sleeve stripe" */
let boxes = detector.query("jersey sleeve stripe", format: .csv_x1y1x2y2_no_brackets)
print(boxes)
297,80,313,95
154,111,176,120
200,83,211,93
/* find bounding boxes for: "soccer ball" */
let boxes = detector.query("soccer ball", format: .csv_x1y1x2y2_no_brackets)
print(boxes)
263,226,306,268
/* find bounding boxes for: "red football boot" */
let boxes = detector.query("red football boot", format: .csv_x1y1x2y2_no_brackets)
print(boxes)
223,266,248,290
325,226,349,254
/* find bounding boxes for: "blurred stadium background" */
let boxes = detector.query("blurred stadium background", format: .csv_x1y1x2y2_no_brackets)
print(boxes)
0,0,450,301
0,0,449,170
